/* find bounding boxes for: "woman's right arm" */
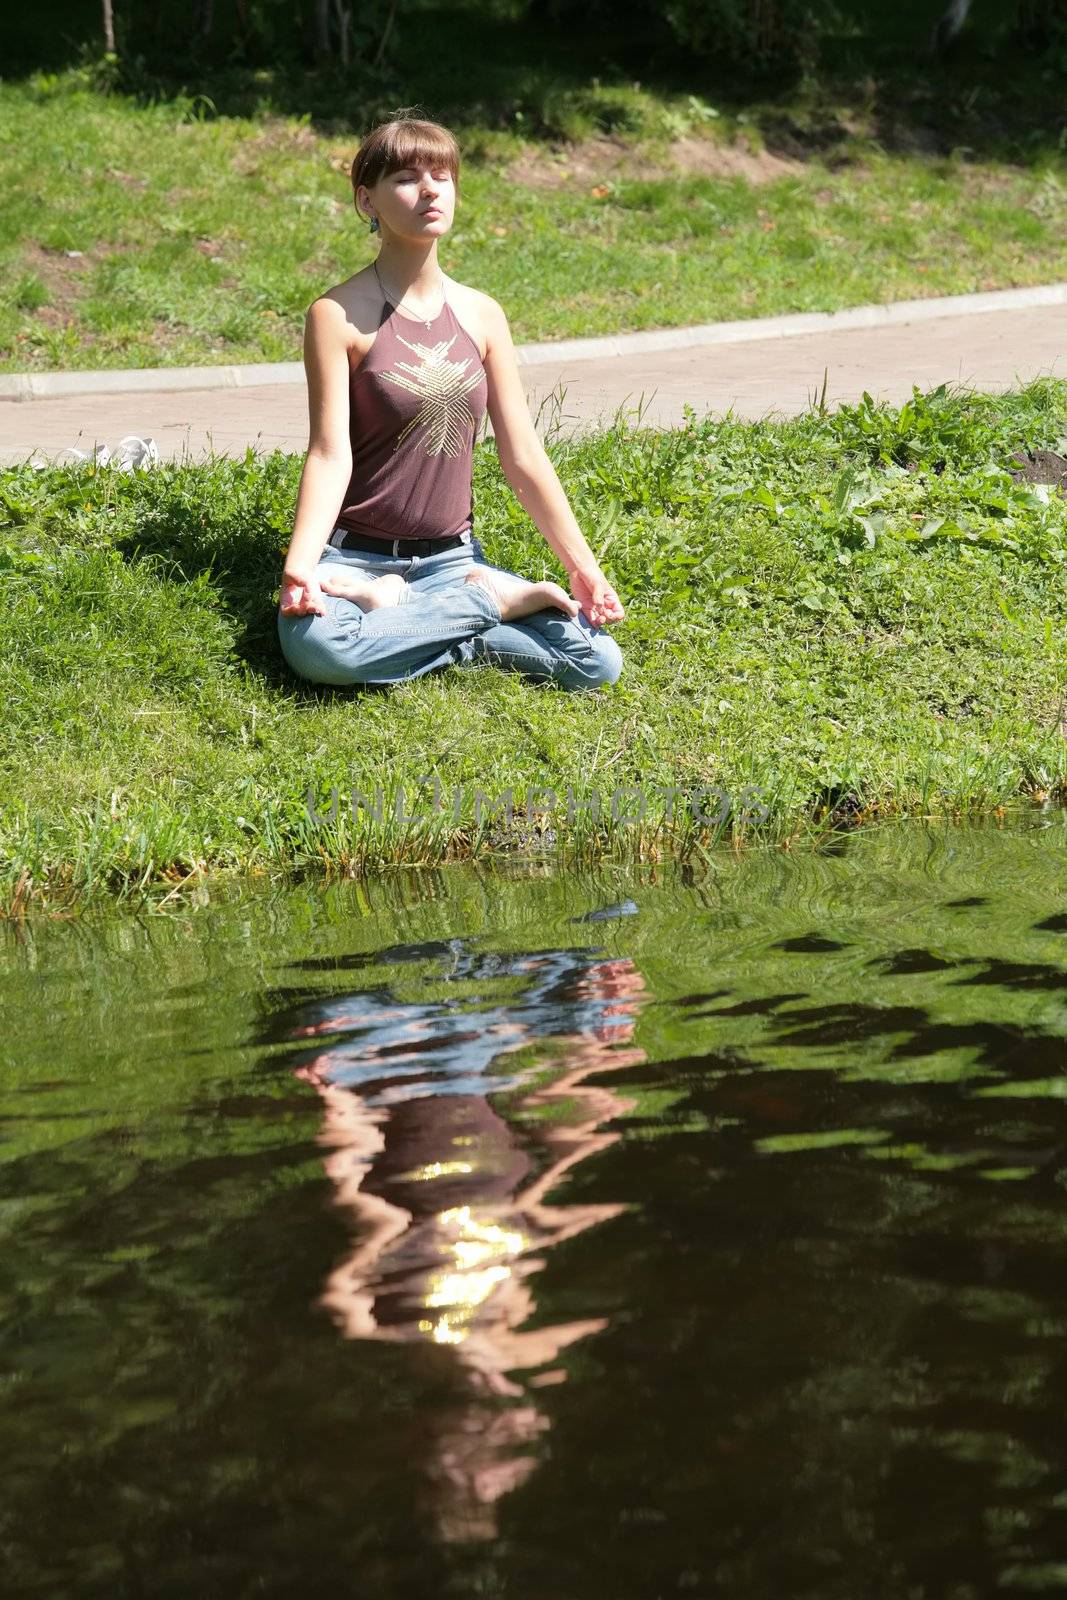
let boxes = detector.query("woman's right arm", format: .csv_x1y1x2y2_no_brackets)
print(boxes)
278,297,354,618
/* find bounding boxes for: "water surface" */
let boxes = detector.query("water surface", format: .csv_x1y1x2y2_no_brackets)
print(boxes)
2,817,1067,1597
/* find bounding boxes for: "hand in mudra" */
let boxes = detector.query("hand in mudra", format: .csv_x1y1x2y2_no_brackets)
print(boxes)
569,568,625,628
279,572,328,618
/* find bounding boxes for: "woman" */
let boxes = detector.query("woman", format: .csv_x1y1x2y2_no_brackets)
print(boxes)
277,113,625,691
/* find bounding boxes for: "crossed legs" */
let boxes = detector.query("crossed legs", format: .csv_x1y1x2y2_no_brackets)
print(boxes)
277,538,623,691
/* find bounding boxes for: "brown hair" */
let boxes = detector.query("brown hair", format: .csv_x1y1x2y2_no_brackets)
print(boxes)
350,114,461,215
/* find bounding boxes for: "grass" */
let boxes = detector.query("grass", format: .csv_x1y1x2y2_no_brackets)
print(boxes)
2,376,1066,916
1,0,1066,370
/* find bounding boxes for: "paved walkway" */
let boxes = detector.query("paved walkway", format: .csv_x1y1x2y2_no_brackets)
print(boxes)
2,300,1066,465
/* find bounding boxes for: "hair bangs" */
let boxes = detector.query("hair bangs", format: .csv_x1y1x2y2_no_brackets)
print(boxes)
352,117,461,198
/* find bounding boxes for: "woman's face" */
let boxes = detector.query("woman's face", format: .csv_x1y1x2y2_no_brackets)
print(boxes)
361,163,456,240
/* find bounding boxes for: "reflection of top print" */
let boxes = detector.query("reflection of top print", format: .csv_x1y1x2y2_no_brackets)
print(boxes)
384,332,484,458
287,945,646,1108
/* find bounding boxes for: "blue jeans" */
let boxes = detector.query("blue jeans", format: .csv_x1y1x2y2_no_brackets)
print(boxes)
277,531,624,691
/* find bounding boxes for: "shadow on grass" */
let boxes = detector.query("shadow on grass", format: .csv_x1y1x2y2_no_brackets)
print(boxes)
97,446,320,693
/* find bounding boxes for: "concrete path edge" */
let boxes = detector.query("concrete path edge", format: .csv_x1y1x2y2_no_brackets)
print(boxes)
3,282,1066,403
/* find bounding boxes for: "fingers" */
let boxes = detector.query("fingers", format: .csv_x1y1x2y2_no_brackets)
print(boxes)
279,586,327,618
587,590,624,626
569,584,623,625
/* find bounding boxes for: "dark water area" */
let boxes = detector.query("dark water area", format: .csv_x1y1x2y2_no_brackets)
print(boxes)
2,817,1067,1599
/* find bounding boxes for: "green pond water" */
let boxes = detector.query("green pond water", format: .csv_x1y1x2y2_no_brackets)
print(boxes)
2,816,1067,1598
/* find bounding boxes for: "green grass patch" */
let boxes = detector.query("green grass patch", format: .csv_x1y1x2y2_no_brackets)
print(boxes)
2,377,1066,914
1,0,1066,371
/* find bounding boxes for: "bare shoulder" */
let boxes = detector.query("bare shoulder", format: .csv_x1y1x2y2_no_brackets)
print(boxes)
307,266,384,367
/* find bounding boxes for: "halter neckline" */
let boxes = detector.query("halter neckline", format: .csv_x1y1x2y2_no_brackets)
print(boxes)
385,298,449,328
374,261,448,328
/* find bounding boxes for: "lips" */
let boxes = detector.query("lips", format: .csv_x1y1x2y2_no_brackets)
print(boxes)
422,209,443,218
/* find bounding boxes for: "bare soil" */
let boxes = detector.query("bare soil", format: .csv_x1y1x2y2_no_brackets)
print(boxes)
1008,447,1067,496
19,243,93,331
13,241,135,357
504,132,806,190
232,118,320,174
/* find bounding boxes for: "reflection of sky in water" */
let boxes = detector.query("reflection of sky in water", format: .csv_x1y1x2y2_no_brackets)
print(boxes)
289,943,638,1106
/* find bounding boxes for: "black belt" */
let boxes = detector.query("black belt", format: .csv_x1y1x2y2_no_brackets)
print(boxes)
331,527,468,558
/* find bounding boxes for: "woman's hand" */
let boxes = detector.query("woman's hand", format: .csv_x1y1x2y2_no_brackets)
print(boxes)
567,566,625,628
279,568,328,618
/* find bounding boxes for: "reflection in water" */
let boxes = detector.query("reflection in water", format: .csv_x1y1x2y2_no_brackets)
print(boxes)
286,945,648,1542
4,823,1067,1595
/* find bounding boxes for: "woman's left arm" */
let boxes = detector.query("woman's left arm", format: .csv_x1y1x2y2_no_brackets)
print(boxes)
480,295,625,629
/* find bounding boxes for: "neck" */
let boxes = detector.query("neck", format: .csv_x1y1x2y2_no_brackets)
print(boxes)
374,241,443,299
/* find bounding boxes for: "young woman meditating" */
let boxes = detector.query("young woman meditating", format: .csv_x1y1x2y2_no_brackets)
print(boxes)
276,113,625,691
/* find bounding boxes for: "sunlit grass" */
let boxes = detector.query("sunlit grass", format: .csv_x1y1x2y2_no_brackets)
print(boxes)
0,58,1065,371
2,375,1066,914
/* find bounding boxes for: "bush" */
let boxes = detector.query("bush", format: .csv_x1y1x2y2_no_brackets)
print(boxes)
661,0,831,72
522,0,834,75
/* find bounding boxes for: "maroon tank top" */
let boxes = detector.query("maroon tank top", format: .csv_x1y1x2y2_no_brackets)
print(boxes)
336,289,489,542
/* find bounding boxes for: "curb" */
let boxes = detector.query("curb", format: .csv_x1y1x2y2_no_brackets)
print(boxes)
3,283,1066,402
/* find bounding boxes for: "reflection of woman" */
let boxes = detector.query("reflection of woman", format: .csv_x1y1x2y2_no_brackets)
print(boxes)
292,951,647,1542
276,113,625,691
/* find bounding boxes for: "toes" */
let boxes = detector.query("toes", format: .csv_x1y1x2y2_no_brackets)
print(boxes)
545,585,580,616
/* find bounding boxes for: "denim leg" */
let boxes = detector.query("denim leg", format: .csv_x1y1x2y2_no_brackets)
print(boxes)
277,544,502,687
453,538,624,691
280,534,624,691
467,609,624,691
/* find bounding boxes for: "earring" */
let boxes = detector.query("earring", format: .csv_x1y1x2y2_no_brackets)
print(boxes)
368,214,380,234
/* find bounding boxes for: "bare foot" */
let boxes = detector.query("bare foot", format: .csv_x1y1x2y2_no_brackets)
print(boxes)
320,571,408,611
463,566,580,622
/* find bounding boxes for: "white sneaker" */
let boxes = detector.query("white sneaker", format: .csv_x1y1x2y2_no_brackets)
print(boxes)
113,435,160,471
60,435,159,472
62,442,112,467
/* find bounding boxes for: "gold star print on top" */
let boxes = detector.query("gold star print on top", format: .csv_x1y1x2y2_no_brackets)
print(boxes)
382,331,484,459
